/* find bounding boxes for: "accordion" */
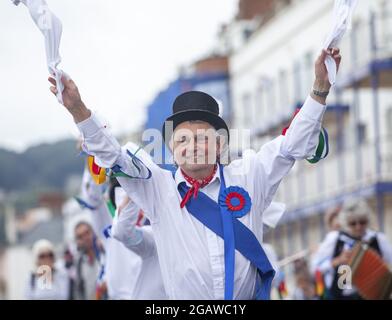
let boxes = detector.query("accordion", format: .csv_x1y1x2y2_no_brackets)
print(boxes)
348,242,392,300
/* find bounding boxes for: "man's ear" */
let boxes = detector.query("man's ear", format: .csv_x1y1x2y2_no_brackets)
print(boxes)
216,134,229,164
216,138,221,154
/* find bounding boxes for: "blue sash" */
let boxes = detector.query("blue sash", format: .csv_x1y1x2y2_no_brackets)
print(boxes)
176,165,275,300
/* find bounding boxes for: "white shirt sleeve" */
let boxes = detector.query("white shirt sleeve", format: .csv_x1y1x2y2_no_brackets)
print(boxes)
77,113,165,222
377,232,392,267
232,95,327,212
310,231,339,275
111,200,157,260
56,268,71,300
24,274,34,300
79,166,105,208
262,201,286,228
261,95,326,209
78,166,112,242
90,203,113,245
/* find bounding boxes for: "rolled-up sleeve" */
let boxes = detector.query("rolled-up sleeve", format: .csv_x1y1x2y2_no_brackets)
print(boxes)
281,95,327,160
77,113,123,169
250,95,327,211
378,233,392,266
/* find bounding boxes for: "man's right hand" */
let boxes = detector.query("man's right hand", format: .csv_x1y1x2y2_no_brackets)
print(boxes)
48,76,91,123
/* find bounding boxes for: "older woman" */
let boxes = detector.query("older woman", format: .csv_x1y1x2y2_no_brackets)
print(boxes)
25,239,70,300
311,199,392,299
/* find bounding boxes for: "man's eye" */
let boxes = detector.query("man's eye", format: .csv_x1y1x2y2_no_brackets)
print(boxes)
175,136,187,143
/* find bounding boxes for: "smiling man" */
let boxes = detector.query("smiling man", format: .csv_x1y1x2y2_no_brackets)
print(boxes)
49,48,341,300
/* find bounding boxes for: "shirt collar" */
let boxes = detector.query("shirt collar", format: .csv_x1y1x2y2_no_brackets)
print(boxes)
174,165,221,188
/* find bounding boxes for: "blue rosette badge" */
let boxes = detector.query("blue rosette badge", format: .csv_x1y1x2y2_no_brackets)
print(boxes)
219,186,252,218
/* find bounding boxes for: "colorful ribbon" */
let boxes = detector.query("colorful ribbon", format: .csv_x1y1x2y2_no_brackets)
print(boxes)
87,155,107,185
282,108,329,164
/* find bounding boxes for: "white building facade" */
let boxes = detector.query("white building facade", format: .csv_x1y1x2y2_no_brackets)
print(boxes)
229,0,392,271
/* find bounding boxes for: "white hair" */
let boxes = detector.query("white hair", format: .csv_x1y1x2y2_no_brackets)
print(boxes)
339,199,372,231
32,239,55,263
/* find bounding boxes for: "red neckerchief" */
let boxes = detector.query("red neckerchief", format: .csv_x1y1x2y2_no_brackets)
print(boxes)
180,165,218,208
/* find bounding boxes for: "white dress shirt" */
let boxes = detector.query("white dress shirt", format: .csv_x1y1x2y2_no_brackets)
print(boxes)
111,200,167,300
77,95,326,299
25,266,70,300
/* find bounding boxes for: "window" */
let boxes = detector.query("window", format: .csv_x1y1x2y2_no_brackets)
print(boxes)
255,85,264,127
356,122,366,145
278,69,289,112
259,77,275,123
241,93,252,128
303,52,313,98
386,106,392,138
293,61,302,103
267,78,276,114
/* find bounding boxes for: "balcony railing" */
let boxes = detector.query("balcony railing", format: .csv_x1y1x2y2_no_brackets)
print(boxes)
240,10,392,136
338,10,392,85
275,135,392,211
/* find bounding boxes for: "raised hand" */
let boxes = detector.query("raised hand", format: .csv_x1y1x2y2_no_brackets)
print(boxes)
311,48,342,104
48,76,91,123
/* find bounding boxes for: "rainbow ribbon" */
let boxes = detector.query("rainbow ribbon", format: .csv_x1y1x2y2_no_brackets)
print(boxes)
87,155,107,185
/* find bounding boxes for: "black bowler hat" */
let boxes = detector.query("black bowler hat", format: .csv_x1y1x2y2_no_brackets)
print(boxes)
162,91,229,142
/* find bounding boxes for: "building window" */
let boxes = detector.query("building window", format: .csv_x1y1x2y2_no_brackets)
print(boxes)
259,77,275,122
267,78,276,114
386,106,392,137
300,218,308,249
293,61,302,103
303,51,313,98
356,122,366,145
255,86,264,127
242,93,252,127
278,69,289,113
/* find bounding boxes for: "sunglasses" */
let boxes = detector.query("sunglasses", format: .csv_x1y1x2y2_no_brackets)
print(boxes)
348,219,368,227
38,252,54,259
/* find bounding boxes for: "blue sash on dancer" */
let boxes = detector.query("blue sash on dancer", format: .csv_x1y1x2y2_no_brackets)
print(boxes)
176,165,275,300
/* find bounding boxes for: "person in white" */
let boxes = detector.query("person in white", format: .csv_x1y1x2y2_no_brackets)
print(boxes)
310,199,392,299
25,239,70,300
79,168,167,299
48,48,341,300
111,196,167,299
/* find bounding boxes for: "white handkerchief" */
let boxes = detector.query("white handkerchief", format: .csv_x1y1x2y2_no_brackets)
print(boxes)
114,187,128,208
263,201,286,229
12,0,66,104
323,0,358,85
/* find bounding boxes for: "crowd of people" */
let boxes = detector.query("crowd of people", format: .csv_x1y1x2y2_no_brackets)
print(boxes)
25,177,392,300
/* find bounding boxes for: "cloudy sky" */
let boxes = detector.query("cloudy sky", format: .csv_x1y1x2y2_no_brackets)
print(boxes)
0,0,237,151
